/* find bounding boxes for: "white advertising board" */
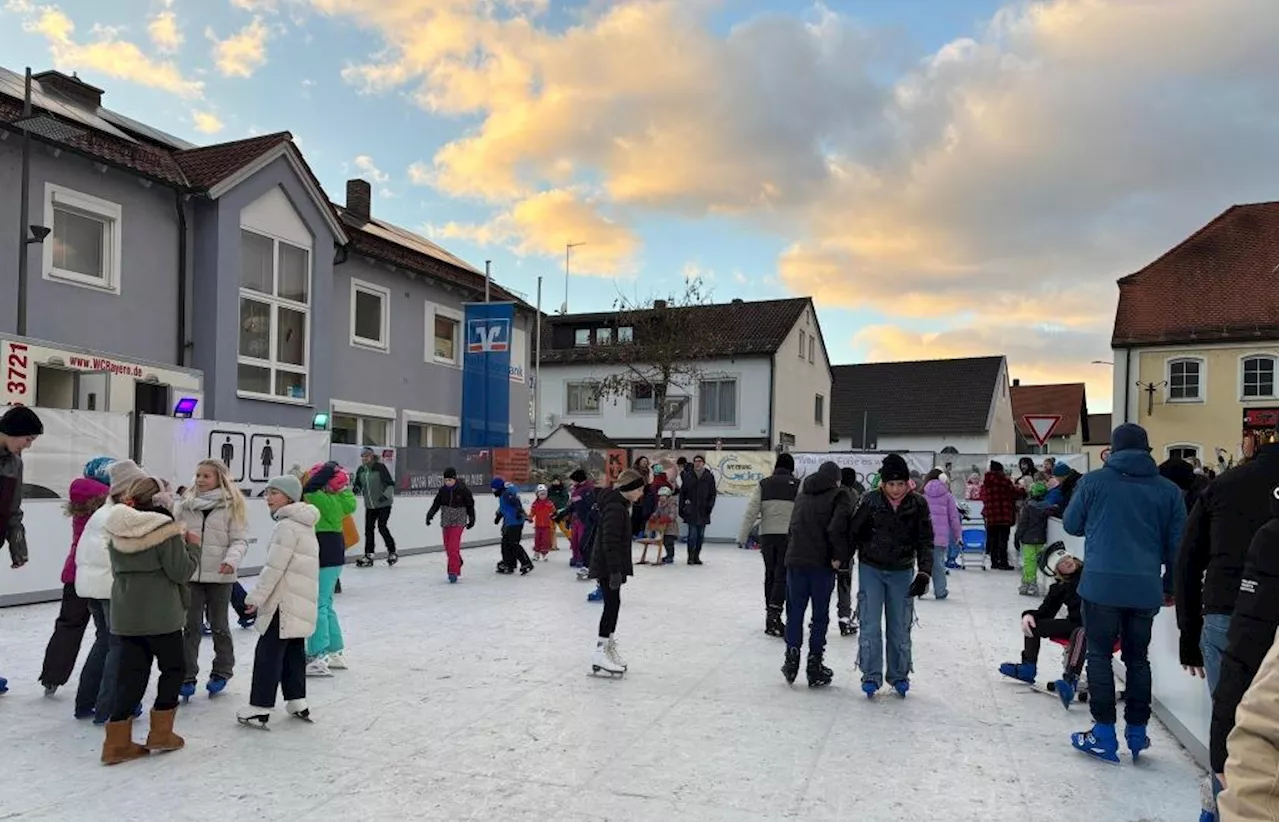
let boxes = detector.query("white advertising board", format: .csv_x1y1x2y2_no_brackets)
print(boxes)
792,452,936,487
0,406,130,499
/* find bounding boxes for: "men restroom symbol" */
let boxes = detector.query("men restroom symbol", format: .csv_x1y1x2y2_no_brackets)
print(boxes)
208,431,247,483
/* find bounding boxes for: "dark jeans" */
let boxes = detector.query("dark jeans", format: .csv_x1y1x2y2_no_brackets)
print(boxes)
1022,619,1086,679
40,583,91,688
112,631,184,721
77,599,114,716
231,582,249,619
598,584,622,637
184,582,234,681
986,524,1011,567
686,524,706,560
836,569,854,620
364,506,396,554
249,613,306,709
784,566,836,656
500,525,531,569
1082,599,1157,726
759,534,787,609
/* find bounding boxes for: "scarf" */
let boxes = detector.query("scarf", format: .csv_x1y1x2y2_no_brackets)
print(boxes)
183,489,229,512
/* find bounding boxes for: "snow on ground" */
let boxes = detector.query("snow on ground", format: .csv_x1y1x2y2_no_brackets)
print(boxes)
0,541,1203,821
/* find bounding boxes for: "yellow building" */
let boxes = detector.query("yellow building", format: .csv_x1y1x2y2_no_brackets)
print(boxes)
1111,202,1278,466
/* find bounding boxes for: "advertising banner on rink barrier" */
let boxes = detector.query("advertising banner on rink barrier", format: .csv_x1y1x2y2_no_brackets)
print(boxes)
394,447,492,495
700,451,779,497
940,453,1091,500
792,452,935,489
0,407,130,499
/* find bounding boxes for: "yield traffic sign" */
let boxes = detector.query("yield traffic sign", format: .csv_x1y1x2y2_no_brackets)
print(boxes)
1022,414,1063,447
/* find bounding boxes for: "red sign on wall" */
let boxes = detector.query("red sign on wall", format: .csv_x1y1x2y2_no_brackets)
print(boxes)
1243,407,1278,429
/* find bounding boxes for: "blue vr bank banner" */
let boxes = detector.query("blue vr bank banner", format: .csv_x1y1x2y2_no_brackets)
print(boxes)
460,302,514,448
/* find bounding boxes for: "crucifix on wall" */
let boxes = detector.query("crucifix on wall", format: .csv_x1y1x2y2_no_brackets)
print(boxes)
1136,380,1168,417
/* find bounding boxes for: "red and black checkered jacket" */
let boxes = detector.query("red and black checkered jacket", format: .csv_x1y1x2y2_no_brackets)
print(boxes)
980,472,1020,526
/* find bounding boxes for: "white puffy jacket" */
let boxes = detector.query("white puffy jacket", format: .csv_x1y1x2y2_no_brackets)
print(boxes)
246,502,320,640
74,501,116,600
174,494,249,584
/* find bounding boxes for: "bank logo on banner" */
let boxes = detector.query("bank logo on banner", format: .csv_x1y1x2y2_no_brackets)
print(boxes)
467,318,511,353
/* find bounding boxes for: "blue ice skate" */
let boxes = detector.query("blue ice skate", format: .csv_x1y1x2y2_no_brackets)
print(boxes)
1125,725,1150,762
206,676,228,696
1054,678,1076,710
998,662,1037,684
892,680,909,698
587,584,604,602
861,681,878,699
1071,723,1120,764
0,676,8,694
180,680,197,702
447,573,458,583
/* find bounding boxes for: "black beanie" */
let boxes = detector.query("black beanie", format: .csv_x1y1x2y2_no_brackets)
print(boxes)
569,469,588,483
989,460,1004,474
443,467,457,479
840,467,857,488
0,406,42,437
880,454,909,482
775,453,794,472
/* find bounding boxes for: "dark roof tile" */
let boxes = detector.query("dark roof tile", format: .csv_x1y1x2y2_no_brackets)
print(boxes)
831,356,1005,436
173,132,292,190
1010,383,1087,438
551,424,620,450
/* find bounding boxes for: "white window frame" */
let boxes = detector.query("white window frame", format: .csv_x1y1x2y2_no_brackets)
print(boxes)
1166,356,1205,403
617,326,634,343
424,301,463,367
350,279,391,352
630,381,656,414
1165,443,1201,462
403,410,460,447
698,377,738,427
574,328,591,347
1239,353,1278,400
566,381,601,416
798,330,805,358
43,183,123,294
236,227,311,404
808,335,815,364
331,399,395,447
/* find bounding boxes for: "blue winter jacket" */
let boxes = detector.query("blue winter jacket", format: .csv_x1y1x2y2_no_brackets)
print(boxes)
1063,449,1187,609
497,484,526,528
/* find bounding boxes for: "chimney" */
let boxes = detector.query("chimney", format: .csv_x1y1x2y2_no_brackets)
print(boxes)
731,298,743,304
1012,378,1020,387
346,179,372,222
33,70,104,109
653,299,668,310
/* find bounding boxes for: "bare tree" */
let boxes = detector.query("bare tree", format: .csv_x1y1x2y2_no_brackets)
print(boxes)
593,278,716,447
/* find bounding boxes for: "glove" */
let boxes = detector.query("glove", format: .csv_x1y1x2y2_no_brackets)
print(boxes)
466,517,475,530
425,517,433,527
494,512,502,525
7,525,27,569
907,572,929,598
1021,614,1037,637
609,572,623,591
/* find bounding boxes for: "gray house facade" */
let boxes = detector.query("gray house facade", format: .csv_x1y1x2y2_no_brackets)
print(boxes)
0,66,531,445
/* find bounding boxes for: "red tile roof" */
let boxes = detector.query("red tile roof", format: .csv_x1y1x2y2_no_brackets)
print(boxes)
173,132,292,190
1010,382,1088,438
1112,202,1279,347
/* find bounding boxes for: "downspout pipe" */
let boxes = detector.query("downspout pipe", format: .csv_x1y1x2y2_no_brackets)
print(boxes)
767,355,776,451
174,192,188,365
1121,346,1131,424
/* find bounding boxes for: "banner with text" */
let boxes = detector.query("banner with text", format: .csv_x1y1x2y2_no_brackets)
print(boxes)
793,452,936,489
394,447,492,495
460,301,514,448
0,407,130,500
701,451,779,497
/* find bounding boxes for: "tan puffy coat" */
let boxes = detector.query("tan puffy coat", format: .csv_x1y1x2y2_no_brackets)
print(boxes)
245,502,320,640
1220,635,1279,822
174,493,249,584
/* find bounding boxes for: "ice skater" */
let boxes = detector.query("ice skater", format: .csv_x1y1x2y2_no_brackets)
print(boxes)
100,476,200,765
425,468,476,583
530,484,556,561
547,475,571,548
835,467,863,635
779,461,853,688
848,454,934,698
354,448,397,567
236,475,319,728
923,468,962,600
589,469,646,677
998,544,1087,707
174,459,249,700
738,453,799,637
1013,482,1051,597
491,477,532,575
302,462,358,677
566,469,596,573
648,485,678,565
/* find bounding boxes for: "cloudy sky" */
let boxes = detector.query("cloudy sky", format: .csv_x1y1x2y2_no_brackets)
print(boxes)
3,0,1276,411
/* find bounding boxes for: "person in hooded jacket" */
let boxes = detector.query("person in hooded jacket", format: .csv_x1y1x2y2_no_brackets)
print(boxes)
1175,442,1278,694
834,467,863,634
980,461,1020,570
923,469,962,600
425,468,476,583
491,477,532,575
738,453,800,638
1208,512,1277,813
1158,456,1201,514
1043,462,1081,514
566,469,597,573
588,469,646,676
40,457,114,701
848,454,934,698
779,461,853,688
1014,482,1052,598
1063,423,1186,764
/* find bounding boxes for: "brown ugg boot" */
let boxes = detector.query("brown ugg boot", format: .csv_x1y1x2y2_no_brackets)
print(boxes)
143,708,185,752
101,719,149,765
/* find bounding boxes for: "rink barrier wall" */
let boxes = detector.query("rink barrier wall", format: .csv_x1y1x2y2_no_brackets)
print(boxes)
1047,520,1210,769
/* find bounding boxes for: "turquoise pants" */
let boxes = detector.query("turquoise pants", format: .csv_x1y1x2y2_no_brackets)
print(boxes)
307,566,344,658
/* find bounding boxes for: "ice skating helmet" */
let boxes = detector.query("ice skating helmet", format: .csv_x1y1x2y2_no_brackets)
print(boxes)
490,476,506,492
658,485,673,496
1029,481,1048,499
535,483,548,495
1038,542,1076,577
83,456,116,485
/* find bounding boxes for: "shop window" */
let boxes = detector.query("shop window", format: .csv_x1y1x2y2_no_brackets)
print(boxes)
351,279,390,351
1242,355,1277,399
237,228,310,401
1167,358,1203,402
566,382,600,415
43,184,122,294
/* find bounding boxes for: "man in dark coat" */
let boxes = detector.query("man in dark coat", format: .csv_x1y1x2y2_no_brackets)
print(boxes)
780,461,853,688
980,461,1020,570
678,454,717,565
835,467,862,637
587,470,646,676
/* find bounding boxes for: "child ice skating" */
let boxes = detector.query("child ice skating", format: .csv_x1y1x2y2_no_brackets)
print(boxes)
425,468,476,583
492,477,533,574
649,485,678,565
923,468,962,600
998,544,1087,707
40,457,112,701
530,485,556,561
547,476,571,547
302,462,358,677
589,469,646,677
566,469,596,571
100,476,200,765
174,460,249,700
1014,482,1051,597
236,475,319,728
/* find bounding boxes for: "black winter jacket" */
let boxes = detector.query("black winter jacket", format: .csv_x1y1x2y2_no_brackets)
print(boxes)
1174,445,1278,665
784,465,853,569
588,487,633,583
1023,572,1083,626
1014,500,1052,546
425,482,475,529
1209,517,1278,774
679,468,717,526
849,490,934,576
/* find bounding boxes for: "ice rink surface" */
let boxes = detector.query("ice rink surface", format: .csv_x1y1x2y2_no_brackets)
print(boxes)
1,541,1204,821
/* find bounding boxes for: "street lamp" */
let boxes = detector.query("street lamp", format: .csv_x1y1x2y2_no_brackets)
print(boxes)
563,241,585,314
1090,360,1114,366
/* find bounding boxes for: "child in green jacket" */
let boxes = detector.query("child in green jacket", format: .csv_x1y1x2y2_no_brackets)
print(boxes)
100,476,200,765
301,462,358,677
